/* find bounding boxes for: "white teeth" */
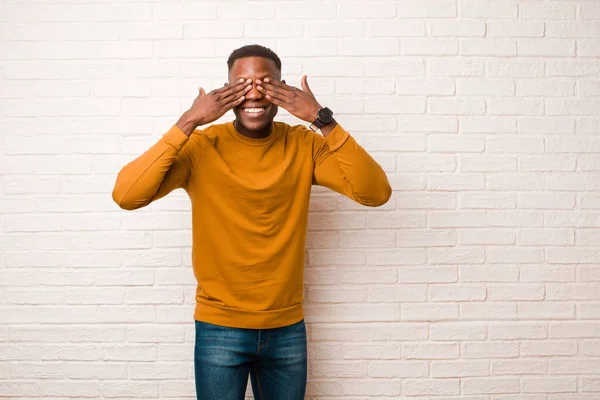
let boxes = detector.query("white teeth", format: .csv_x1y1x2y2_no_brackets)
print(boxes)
244,107,265,114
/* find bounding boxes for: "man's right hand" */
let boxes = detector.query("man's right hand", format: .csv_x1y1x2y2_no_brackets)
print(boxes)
176,78,252,136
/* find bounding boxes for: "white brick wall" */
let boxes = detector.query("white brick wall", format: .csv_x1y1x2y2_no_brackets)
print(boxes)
1,0,600,398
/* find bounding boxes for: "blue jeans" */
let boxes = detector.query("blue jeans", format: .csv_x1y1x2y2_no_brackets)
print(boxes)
194,319,307,400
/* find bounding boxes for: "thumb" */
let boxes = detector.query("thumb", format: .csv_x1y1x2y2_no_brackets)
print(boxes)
301,75,312,94
198,87,206,96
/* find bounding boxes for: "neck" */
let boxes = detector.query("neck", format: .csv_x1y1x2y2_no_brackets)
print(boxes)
234,120,273,139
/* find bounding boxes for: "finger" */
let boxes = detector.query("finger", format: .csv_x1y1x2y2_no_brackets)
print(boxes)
213,78,247,95
221,82,252,103
216,80,251,102
258,86,293,105
301,75,313,94
261,78,295,93
258,82,294,102
198,87,206,97
223,94,246,111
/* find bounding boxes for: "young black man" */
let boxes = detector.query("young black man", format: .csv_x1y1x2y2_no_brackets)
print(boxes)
112,44,391,400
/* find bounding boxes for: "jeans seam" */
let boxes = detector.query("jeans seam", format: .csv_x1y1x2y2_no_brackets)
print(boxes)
253,363,265,400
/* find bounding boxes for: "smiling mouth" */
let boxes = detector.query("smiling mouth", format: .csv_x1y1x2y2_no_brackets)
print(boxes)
241,105,269,118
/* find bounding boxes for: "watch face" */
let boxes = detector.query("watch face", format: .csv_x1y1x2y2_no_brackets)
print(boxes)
318,107,333,123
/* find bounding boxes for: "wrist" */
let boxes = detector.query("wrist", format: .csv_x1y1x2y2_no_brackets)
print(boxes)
176,111,201,137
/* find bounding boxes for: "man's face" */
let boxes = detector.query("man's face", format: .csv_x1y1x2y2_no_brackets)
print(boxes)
228,56,280,132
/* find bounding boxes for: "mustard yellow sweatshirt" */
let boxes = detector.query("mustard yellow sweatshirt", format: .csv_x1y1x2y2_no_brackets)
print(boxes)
112,121,391,329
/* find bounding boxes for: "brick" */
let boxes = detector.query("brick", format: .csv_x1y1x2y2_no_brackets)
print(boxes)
489,322,548,340
429,98,485,115
521,340,577,357
550,322,600,338
457,78,515,96
463,341,519,358
460,303,517,320
492,359,547,375
487,136,544,153
366,135,425,151
309,360,367,378
461,39,517,56
487,174,545,191
546,283,600,300
486,247,544,263
397,0,457,17
519,2,576,19
519,156,576,172
460,193,515,210
488,284,545,300
460,265,519,281
396,78,455,95
396,155,456,172
487,60,545,78
522,377,577,393
403,379,460,396
403,38,459,56
547,60,600,77
367,248,426,265
340,38,399,56
398,267,457,283
433,360,489,378
428,174,485,191
547,21,600,38
367,284,426,302
368,361,428,378
394,192,456,209
429,20,486,37
429,211,486,228
520,266,575,282
460,156,517,172
517,229,574,246
371,20,425,37
367,57,424,76
463,378,520,394
518,302,575,320
430,284,486,300
402,303,458,321
403,342,459,359
518,39,576,56
460,1,517,18
488,21,545,37
342,343,399,360
431,322,487,340
518,80,575,97
396,229,456,247
580,40,600,57
429,59,485,77
546,99,600,116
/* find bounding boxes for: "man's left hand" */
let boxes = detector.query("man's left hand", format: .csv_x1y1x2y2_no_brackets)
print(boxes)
257,75,321,123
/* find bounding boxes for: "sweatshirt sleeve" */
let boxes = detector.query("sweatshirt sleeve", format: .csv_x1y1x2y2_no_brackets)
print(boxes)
112,125,194,210
312,123,392,207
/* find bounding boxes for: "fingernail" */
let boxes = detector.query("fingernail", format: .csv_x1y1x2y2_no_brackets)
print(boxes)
246,78,251,83
239,78,244,82
264,78,270,83
257,86,262,90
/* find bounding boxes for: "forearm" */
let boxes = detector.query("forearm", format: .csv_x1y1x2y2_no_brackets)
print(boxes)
319,125,392,207
112,126,190,210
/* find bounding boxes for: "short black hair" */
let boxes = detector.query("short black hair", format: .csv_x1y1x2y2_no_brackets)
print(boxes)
227,44,282,72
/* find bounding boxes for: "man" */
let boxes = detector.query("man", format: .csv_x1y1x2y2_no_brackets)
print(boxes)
112,45,391,400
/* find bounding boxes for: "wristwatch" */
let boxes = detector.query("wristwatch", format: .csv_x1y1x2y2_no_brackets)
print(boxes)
309,107,334,132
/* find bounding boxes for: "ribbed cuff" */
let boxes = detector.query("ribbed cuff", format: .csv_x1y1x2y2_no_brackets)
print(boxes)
162,125,190,152
324,123,350,151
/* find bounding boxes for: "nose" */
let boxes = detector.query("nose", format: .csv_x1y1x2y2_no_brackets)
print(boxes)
245,81,263,100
